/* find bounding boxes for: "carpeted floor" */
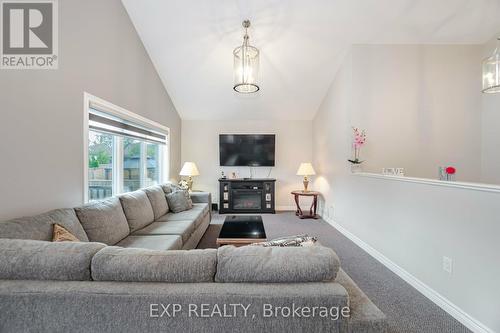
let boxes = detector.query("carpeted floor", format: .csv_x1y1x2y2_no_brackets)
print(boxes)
197,211,470,333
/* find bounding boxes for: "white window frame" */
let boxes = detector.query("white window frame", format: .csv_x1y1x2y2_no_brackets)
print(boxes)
83,92,170,203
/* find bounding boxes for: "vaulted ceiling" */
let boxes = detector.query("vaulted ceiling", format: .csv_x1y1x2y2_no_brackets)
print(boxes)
122,0,500,120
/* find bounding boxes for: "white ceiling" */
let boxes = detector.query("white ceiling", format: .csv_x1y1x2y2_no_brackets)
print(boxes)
121,0,500,121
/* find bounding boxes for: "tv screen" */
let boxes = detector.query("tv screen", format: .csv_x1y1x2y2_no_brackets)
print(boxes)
219,134,275,167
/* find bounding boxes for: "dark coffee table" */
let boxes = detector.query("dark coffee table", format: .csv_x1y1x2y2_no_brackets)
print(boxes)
216,215,267,247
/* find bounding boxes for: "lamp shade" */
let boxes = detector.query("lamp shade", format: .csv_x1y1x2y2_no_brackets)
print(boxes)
179,162,200,176
296,163,316,176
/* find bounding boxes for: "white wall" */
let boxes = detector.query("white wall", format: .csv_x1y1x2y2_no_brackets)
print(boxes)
351,45,483,182
313,46,500,332
0,0,181,220
181,120,313,209
481,34,500,184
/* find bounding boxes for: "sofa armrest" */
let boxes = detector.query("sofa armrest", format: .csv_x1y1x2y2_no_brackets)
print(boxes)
190,192,212,219
190,192,211,206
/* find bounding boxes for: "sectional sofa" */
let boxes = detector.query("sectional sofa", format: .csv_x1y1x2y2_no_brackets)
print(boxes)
0,184,387,332
0,184,211,251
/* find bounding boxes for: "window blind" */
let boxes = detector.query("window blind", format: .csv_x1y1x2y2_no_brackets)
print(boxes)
88,109,167,145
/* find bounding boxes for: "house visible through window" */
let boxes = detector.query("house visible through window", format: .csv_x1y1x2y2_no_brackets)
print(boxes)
123,138,141,193
88,131,114,200
86,102,168,201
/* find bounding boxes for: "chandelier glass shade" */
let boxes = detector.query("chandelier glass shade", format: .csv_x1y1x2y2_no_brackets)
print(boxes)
482,38,500,94
233,20,260,93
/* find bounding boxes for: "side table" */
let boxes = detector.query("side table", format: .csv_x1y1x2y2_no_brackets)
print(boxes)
291,190,320,219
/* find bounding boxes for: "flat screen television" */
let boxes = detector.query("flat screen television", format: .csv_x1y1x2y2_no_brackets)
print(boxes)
219,134,275,167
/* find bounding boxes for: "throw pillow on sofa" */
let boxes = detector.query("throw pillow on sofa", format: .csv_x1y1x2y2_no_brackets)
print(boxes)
52,224,80,242
166,190,193,213
161,183,182,194
250,234,317,247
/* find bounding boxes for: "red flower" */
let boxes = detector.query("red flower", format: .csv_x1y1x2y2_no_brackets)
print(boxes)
445,167,456,175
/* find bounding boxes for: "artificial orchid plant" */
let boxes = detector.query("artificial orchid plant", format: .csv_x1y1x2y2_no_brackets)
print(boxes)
348,127,366,164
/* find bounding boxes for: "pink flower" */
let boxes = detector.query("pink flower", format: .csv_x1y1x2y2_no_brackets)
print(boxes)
352,127,366,147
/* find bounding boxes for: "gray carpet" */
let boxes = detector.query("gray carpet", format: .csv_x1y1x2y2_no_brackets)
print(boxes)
197,211,470,333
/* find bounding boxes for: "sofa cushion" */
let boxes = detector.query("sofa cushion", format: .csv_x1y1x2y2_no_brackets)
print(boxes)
166,190,193,213
91,246,217,282
0,208,89,242
52,224,80,242
75,197,130,245
0,239,105,281
143,185,169,219
132,220,195,243
215,245,340,283
191,203,210,216
118,190,155,232
156,204,208,228
115,235,182,251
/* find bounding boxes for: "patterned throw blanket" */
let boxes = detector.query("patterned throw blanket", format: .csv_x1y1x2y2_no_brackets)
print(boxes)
250,234,317,247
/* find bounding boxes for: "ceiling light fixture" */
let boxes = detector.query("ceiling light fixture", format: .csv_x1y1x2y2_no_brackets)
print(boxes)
233,20,260,93
482,37,500,94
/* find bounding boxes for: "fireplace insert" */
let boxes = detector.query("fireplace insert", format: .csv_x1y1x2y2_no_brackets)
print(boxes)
232,190,262,210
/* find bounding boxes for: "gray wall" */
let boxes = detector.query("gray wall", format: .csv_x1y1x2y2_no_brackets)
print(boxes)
0,0,181,220
313,46,500,332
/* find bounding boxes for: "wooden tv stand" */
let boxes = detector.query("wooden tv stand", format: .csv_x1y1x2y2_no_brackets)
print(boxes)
218,178,276,214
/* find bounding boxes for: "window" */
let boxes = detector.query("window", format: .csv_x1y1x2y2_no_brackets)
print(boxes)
146,143,160,187
88,131,114,200
123,138,141,193
85,94,169,202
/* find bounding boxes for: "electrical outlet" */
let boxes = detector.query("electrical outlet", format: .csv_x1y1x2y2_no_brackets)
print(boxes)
443,256,453,274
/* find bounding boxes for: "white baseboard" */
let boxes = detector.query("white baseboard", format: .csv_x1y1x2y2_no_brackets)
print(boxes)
322,216,494,333
276,205,296,211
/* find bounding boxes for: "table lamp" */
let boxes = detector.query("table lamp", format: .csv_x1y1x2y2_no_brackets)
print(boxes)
296,162,316,191
179,162,200,191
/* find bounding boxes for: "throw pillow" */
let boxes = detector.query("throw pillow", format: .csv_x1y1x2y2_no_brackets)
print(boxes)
250,234,317,247
52,224,80,242
166,190,193,213
161,183,182,194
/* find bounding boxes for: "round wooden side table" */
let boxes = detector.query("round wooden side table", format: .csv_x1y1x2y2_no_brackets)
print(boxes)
291,190,320,219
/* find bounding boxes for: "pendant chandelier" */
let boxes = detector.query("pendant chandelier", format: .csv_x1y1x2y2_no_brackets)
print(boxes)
482,37,500,94
233,20,260,93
